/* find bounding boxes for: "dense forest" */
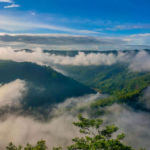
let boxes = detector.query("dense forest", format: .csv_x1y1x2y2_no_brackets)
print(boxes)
0,60,95,107
55,63,150,110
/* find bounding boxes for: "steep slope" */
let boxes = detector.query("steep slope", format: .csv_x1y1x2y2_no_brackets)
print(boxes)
0,60,96,107
55,63,150,101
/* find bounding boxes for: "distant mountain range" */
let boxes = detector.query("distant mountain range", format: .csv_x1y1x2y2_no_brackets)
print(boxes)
15,49,150,57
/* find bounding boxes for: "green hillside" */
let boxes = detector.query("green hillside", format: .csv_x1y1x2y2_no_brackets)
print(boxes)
56,63,150,105
0,60,96,107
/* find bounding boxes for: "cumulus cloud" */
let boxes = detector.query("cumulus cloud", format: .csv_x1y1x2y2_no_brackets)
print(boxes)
129,50,150,72
1,47,150,72
0,79,26,107
0,47,131,66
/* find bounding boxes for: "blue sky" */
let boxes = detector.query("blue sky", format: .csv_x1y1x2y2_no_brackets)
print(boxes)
0,0,150,50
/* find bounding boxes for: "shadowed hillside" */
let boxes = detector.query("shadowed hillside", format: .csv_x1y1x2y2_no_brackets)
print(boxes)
0,60,96,107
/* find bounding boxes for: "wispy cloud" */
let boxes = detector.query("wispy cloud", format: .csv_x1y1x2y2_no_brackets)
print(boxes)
4,4,20,8
31,12,35,16
0,0,20,9
0,15,99,34
107,24,150,31
0,0,12,3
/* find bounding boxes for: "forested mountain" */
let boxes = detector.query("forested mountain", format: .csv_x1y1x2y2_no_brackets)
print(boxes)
12,49,150,108
16,49,150,56
55,63,150,112
0,60,95,107
57,64,150,98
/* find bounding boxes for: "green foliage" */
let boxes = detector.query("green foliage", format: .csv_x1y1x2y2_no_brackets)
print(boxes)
90,96,117,109
6,142,22,150
67,114,135,150
34,140,47,150
6,140,47,150
58,63,150,108
53,147,62,150
24,143,34,150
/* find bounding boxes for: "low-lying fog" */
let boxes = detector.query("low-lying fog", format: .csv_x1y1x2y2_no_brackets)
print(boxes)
0,79,150,149
0,47,150,72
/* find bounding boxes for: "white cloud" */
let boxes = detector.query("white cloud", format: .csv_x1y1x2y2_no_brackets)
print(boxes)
0,78,149,149
0,47,150,72
0,79,26,107
0,0,20,9
102,104,150,149
0,82,101,149
4,4,20,8
1,32,150,50
0,97,149,149
106,24,150,31
0,15,99,34
129,50,150,72
56,93,102,109
139,87,150,109
0,47,131,66
0,0,12,2
0,114,80,150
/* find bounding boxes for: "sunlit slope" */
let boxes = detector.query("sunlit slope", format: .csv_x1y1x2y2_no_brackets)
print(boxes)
57,63,150,101
0,60,96,107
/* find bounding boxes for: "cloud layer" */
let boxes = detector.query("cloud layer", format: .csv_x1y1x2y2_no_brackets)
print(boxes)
0,34,124,45
1,33,150,50
1,47,150,72
0,79,150,149
102,104,150,149
0,79,99,149
0,47,129,66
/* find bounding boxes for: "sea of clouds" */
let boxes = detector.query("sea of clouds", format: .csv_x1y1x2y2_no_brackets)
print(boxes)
0,47,150,72
0,80,150,149
0,47,150,149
